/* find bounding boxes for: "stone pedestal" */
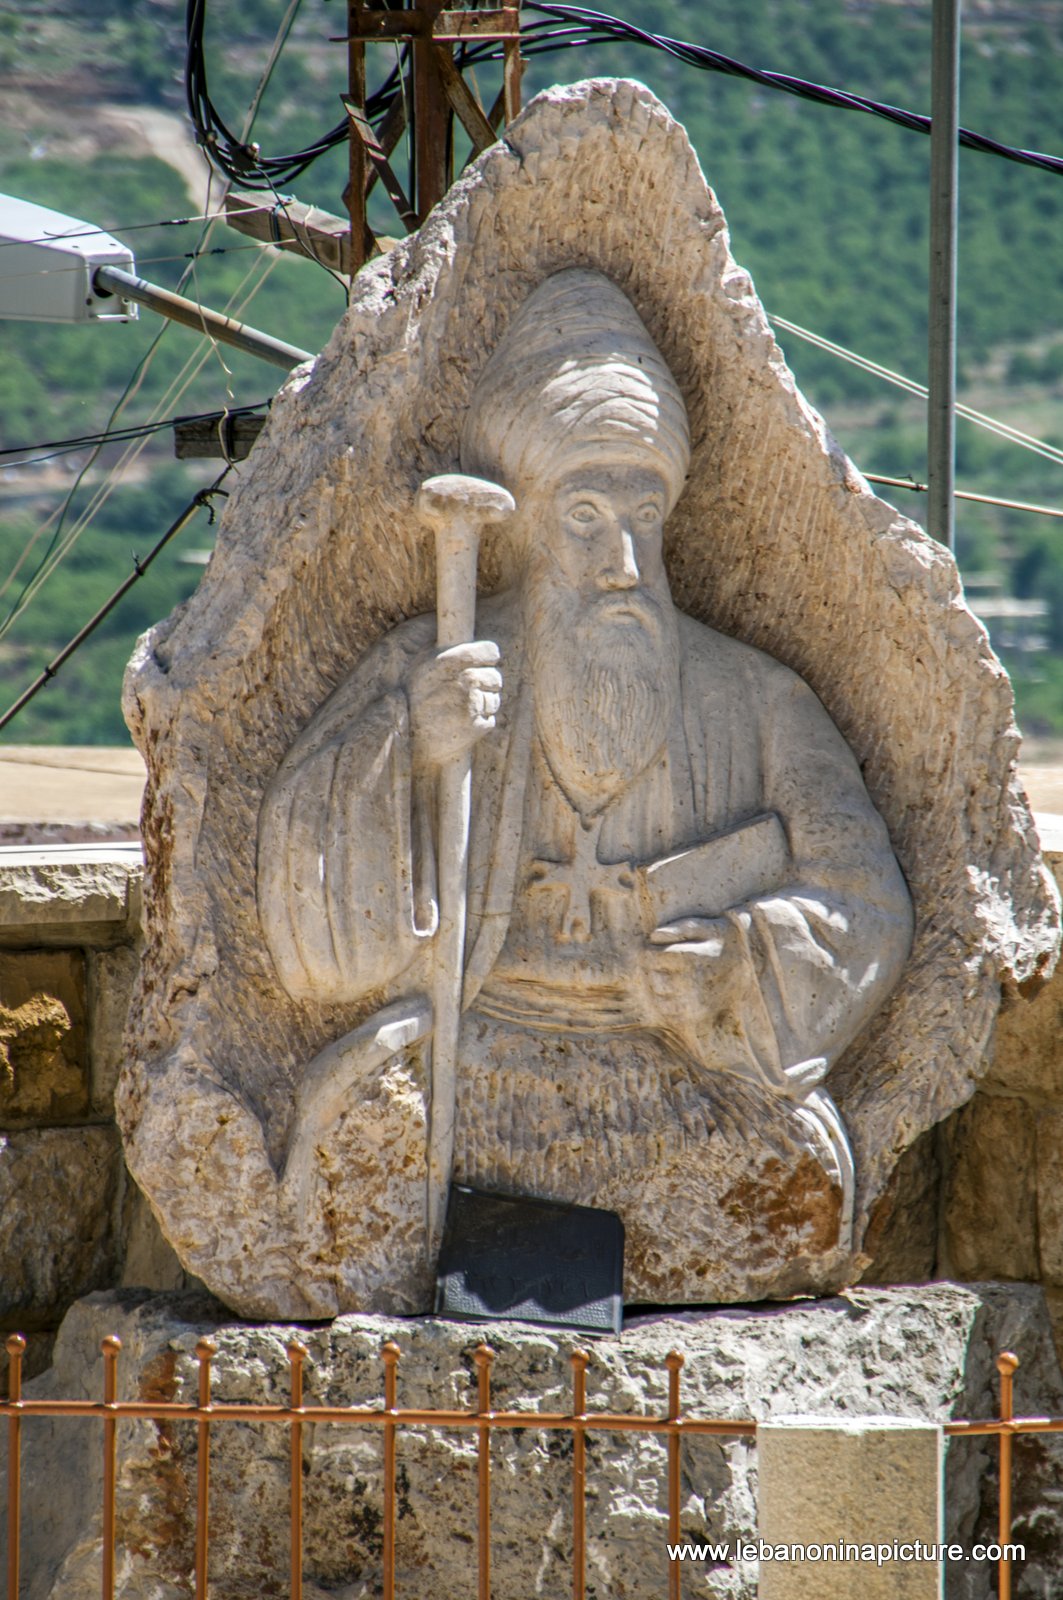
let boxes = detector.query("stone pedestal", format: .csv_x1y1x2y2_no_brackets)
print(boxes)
758,1418,943,1598
3,1283,1062,1599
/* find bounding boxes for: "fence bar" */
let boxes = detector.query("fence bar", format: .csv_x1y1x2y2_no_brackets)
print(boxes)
194,1338,216,1600
997,1352,1019,1600
571,1352,589,1600
6,1335,25,1600
382,1342,400,1600
287,1342,307,1600
474,1346,494,1600
665,1352,684,1600
101,1337,122,1600
0,1398,758,1433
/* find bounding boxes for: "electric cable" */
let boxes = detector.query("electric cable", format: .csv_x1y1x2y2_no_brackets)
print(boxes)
0,3,302,632
0,204,279,251
181,1,1063,191
0,471,232,736
0,246,282,638
863,475,1063,522
521,5,1063,179
0,401,270,467
769,314,1063,470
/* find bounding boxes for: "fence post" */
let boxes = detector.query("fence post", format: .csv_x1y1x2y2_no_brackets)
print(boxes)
287,1340,308,1600
757,1417,943,1597
194,1337,216,1600
5,1335,25,1600
102,1336,122,1600
474,1345,494,1600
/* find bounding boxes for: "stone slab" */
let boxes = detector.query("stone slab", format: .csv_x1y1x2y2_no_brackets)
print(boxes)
758,1418,943,1598
4,1283,1062,1600
88,943,140,1113
0,1126,122,1328
0,844,142,936
0,947,88,1121
940,1096,1040,1282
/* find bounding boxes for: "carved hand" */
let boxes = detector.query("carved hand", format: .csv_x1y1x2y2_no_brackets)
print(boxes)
639,917,746,1067
408,639,502,770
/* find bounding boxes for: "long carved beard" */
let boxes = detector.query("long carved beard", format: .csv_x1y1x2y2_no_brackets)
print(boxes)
525,570,681,820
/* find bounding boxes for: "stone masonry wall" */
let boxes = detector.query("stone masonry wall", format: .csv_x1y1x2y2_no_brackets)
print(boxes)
3,836,1063,1387
0,845,191,1389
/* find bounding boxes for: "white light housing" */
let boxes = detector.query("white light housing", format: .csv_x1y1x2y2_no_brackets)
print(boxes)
0,194,138,323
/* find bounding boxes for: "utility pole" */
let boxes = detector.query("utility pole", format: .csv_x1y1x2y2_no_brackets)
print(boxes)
342,3,523,270
928,0,961,552
225,5,524,277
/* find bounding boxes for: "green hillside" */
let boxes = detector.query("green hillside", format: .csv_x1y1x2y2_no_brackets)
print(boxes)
1,0,1062,741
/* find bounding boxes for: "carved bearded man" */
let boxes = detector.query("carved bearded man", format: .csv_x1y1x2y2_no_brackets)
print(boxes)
258,270,914,1305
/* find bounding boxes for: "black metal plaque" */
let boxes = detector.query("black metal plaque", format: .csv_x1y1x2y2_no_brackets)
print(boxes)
434,1185,625,1336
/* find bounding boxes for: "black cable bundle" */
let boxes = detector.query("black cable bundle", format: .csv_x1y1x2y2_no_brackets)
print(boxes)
184,0,1063,191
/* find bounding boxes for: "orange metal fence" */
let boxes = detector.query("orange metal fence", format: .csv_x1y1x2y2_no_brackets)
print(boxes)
0,1333,1043,1599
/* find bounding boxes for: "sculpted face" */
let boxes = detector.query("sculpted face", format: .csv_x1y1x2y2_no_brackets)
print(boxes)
546,463,671,605
523,457,681,820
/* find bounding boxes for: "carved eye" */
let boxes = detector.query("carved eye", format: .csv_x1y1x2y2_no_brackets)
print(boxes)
636,502,661,525
568,502,600,526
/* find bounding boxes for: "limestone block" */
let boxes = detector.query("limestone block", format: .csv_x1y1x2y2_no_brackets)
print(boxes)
118,77,1059,1316
5,1283,1061,1600
983,959,1063,1106
88,942,140,1112
0,844,142,937
0,948,88,1121
859,1128,940,1285
758,1418,943,1598
940,1096,1039,1281
1037,1110,1063,1285
118,1182,194,1294
0,1127,121,1327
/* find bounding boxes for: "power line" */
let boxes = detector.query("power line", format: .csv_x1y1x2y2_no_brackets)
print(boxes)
0,4,299,638
0,204,276,251
521,5,1063,178
0,401,270,467
864,474,1063,522
182,1,1063,191
0,473,231,737
0,247,283,635
769,314,1063,470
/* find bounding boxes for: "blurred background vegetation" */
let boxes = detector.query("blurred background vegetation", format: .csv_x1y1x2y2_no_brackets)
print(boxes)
1,0,1062,742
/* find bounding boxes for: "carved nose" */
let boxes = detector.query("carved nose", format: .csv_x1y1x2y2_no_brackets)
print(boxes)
601,524,640,589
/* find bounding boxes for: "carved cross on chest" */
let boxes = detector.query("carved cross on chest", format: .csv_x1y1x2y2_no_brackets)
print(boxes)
527,817,636,944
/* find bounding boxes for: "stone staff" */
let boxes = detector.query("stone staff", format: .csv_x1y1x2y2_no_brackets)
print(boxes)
415,473,516,1258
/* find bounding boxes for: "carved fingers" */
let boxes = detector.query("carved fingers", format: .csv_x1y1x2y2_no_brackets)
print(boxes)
409,640,503,769
649,917,729,952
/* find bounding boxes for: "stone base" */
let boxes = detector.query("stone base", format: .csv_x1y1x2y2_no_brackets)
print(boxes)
5,1284,1063,1599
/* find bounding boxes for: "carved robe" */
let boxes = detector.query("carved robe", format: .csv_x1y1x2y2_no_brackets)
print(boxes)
257,588,913,1302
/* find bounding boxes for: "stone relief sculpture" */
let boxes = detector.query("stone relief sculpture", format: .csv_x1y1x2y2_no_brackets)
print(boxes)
258,268,914,1304
117,79,1059,1320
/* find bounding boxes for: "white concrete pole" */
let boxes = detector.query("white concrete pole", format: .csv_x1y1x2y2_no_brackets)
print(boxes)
757,1416,944,1598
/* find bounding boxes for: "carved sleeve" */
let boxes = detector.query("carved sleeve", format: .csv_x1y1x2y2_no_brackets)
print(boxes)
256,626,435,1004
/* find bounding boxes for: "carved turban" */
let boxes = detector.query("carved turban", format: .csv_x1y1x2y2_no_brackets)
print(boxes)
460,269,691,509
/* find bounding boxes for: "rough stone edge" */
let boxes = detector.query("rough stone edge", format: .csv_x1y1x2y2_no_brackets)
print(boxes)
0,844,142,932
118,77,1060,1275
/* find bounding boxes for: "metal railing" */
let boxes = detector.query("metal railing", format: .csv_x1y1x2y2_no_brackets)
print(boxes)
0,1333,1044,1600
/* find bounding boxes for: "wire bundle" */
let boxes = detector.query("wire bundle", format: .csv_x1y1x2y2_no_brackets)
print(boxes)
183,0,1063,190
185,0,401,188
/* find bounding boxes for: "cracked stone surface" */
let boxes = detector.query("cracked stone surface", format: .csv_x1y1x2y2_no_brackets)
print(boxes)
5,1283,1063,1599
118,77,1059,1317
